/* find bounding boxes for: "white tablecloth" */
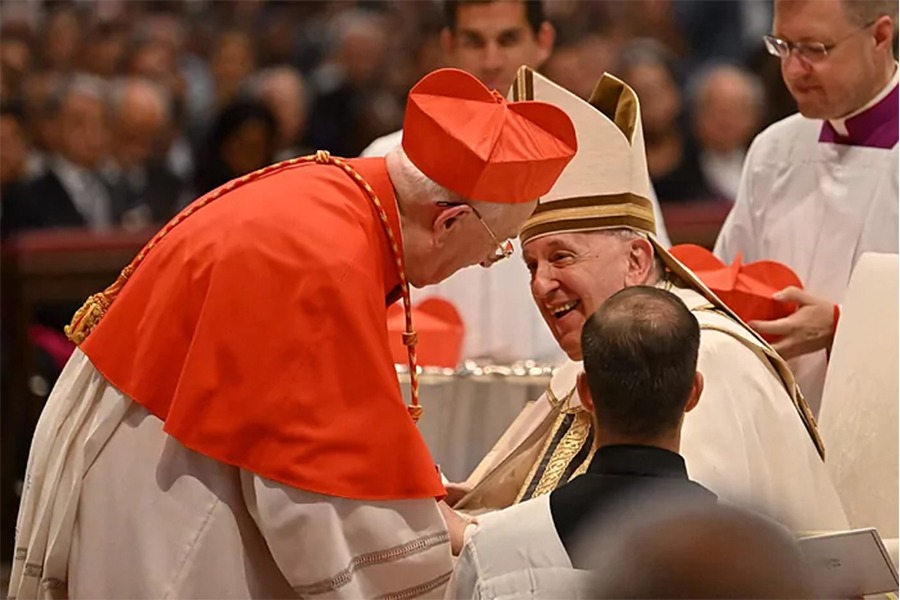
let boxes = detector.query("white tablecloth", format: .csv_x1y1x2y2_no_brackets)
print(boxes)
400,373,551,482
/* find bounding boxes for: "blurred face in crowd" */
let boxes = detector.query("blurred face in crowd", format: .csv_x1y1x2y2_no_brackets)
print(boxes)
81,29,128,78
543,46,587,99
1,35,32,96
211,32,255,102
140,12,187,56
43,8,81,71
773,0,896,119
544,36,618,101
221,117,274,177
259,70,307,149
442,0,554,92
523,231,653,359
694,69,761,153
127,41,186,116
624,62,681,136
22,72,59,152
113,86,168,170
0,113,28,185
338,20,389,88
57,90,110,170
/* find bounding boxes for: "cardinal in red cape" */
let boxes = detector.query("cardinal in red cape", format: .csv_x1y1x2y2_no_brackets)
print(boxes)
8,68,577,600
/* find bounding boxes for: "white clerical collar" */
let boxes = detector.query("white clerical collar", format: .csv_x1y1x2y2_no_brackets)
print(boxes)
828,65,898,136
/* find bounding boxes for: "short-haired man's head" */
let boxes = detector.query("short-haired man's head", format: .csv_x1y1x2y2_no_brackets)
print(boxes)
444,0,545,35
440,0,553,93
581,286,700,439
585,500,815,599
46,74,111,169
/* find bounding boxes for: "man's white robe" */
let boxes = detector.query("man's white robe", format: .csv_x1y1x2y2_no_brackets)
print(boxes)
9,350,453,599
714,73,899,413
445,496,594,600
462,286,848,534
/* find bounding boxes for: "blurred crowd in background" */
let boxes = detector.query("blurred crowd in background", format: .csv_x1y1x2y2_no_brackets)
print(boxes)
0,0,806,238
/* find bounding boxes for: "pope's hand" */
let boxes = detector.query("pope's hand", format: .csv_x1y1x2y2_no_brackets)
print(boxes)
444,482,473,507
438,501,476,556
749,286,836,360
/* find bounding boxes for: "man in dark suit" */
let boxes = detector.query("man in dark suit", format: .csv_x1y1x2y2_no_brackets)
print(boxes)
446,286,716,598
2,74,186,237
104,77,185,229
2,74,114,236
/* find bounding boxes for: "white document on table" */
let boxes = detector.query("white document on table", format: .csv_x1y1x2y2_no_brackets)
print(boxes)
799,528,898,596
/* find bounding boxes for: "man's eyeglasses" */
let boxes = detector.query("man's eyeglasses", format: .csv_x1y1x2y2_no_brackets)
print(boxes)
436,201,514,265
763,20,876,64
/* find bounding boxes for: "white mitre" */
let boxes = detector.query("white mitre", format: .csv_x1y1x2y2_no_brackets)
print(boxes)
509,66,824,459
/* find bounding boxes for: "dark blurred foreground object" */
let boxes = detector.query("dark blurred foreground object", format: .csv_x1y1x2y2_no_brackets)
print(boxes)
581,499,816,599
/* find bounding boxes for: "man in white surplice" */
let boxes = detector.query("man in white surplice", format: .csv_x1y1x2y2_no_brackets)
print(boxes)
447,286,718,599
714,0,899,414
449,67,847,537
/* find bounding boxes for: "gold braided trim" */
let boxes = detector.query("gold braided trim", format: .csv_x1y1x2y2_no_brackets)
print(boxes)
530,410,592,498
515,410,567,503
545,383,578,413
64,151,424,423
569,444,597,479
515,408,592,503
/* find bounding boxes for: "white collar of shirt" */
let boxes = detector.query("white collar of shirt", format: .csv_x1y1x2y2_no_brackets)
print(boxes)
102,160,147,190
828,65,899,136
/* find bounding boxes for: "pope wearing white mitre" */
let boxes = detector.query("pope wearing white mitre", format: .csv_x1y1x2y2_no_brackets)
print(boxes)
453,66,848,534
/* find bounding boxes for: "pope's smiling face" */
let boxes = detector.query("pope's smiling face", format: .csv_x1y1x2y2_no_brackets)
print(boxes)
523,231,635,360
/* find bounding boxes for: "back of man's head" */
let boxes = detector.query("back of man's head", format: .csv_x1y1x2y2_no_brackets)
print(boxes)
583,500,815,599
581,286,700,440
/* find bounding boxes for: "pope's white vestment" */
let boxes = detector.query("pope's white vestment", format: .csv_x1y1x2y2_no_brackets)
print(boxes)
461,285,848,534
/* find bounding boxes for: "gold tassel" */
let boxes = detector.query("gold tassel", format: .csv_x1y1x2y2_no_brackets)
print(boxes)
64,265,133,345
64,293,110,345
